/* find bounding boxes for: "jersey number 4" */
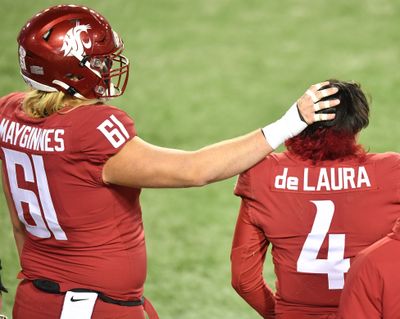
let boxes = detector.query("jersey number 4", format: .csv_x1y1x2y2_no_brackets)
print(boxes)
297,200,350,290
3,148,67,240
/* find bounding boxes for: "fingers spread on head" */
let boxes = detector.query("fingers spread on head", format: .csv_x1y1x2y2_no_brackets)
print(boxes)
320,99,340,110
312,96,340,115
311,81,329,91
316,87,339,100
313,103,321,112
306,89,318,103
313,113,335,122
315,100,332,111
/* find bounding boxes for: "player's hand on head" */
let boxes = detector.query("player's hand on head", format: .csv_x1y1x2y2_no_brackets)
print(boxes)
297,81,340,124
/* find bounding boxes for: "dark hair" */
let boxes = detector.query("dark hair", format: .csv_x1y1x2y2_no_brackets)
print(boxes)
285,79,370,163
307,79,369,134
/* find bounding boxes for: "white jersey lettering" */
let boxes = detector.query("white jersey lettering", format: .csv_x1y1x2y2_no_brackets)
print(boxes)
0,120,65,152
274,166,372,192
97,115,130,148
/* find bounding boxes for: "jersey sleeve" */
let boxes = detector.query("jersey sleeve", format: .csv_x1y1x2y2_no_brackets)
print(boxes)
231,173,275,319
74,105,137,183
78,106,136,161
338,254,382,319
234,169,253,199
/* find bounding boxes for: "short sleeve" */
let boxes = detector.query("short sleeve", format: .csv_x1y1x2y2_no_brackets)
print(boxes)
234,169,253,200
68,104,136,184
76,105,136,164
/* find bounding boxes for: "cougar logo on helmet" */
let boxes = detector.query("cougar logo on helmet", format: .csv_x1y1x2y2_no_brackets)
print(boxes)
61,23,92,58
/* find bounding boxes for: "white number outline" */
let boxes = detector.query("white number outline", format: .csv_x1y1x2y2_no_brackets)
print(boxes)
3,147,67,240
297,200,350,289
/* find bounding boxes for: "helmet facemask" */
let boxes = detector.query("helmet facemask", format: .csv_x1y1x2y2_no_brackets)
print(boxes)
89,48,130,99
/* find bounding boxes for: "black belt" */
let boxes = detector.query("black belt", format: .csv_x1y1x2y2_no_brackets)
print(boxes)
32,279,144,307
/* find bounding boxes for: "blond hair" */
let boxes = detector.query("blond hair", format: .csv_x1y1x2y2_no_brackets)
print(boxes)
22,90,99,118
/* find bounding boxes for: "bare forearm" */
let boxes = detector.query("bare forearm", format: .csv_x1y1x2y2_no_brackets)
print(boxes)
187,130,271,186
104,131,271,188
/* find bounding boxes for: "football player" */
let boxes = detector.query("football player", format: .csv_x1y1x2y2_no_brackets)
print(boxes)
1,4,339,319
338,218,400,319
231,80,400,318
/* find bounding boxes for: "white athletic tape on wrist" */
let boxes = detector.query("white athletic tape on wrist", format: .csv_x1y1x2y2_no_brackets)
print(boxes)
262,103,307,149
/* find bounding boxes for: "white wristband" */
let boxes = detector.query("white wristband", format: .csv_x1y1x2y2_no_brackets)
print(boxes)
261,103,307,149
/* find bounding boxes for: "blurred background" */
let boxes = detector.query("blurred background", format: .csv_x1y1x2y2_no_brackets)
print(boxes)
0,0,399,318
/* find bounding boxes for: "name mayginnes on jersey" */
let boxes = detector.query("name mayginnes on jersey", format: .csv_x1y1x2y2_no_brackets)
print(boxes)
274,166,372,192
0,119,64,152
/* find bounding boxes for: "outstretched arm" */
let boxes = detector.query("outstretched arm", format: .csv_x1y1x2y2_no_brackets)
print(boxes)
103,82,339,188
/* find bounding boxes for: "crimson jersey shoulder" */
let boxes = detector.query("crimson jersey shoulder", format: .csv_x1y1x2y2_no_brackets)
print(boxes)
366,152,400,169
70,104,136,163
234,153,283,199
0,92,25,115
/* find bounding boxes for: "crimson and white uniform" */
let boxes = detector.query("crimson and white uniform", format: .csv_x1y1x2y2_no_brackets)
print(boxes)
338,218,400,319
0,92,146,318
232,151,400,319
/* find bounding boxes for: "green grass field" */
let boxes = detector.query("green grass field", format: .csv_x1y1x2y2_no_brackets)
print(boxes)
0,0,399,318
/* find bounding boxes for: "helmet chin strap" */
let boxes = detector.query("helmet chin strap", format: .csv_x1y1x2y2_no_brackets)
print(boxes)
22,71,112,100
21,72,88,99
52,80,86,99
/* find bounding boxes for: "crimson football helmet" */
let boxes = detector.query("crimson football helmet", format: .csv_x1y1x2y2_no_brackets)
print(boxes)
17,5,129,99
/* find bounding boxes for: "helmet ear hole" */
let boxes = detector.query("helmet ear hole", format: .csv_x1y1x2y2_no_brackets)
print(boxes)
66,74,83,81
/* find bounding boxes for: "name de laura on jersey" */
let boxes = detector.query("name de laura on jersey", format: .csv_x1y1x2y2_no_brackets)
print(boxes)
274,166,373,192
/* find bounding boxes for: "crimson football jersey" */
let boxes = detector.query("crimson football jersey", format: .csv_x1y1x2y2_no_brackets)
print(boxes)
0,92,145,301
338,218,400,319
233,151,400,317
